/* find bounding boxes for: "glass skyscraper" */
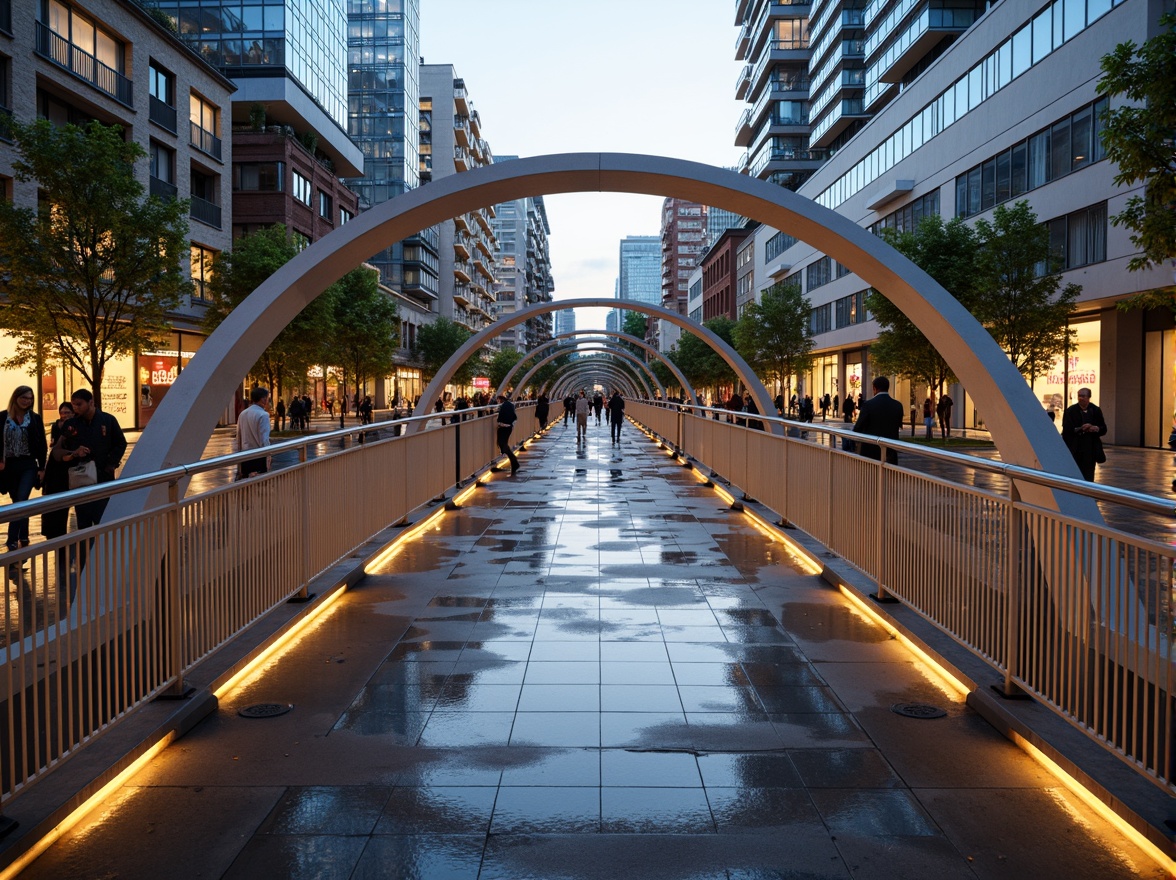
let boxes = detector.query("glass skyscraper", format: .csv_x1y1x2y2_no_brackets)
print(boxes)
618,236,662,308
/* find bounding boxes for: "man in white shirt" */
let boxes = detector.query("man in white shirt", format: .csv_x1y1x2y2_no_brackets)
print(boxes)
235,387,272,478
574,390,590,443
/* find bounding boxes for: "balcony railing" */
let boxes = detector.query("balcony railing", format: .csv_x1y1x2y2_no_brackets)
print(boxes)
149,96,177,133
149,176,178,200
190,195,221,228
35,21,132,107
190,122,223,161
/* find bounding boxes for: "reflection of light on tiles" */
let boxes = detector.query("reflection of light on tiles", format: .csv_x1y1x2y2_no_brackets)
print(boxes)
1013,733,1176,877
0,734,176,880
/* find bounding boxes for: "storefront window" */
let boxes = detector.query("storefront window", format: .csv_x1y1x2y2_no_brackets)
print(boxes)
1031,320,1100,429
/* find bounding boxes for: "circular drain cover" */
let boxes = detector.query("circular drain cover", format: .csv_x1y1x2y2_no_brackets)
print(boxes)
891,702,946,719
238,703,293,719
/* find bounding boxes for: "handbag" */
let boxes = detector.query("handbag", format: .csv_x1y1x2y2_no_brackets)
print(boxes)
68,460,98,489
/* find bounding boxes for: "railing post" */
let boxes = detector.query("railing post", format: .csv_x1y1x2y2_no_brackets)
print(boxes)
454,415,462,488
162,478,185,696
1002,481,1024,696
871,449,895,602
292,445,312,602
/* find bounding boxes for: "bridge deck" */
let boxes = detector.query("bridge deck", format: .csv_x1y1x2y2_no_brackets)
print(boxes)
19,419,1166,879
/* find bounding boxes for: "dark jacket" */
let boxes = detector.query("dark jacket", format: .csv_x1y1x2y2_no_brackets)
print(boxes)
535,395,550,423
1061,402,1107,475
60,411,128,482
3,410,48,468
607,393,625,423
853,393,905,463
497,399,517,428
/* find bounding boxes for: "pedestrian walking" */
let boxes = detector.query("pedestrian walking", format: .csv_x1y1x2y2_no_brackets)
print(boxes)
1061,387,1107,481
235,387,272,479
936,394,953,439
607,390,625,443
2,385,48,557
853,376,904,463
575,390,590,443
275,397,286,431
923,396,935,440
563,393,575,426
592,391,604,426
55,388,128,541
842,395,856,422
535,393,550,429
496,394,519,474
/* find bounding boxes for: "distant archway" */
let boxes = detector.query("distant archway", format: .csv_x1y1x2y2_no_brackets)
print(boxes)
506,343,665,400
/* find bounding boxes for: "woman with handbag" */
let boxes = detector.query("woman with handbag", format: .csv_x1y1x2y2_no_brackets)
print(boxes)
1,385,48,555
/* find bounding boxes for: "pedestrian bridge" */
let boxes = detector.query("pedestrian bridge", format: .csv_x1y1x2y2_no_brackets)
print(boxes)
0,404,1171,878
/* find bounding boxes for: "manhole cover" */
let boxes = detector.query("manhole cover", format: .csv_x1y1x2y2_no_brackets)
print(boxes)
238,703,293,719
891,702,947,719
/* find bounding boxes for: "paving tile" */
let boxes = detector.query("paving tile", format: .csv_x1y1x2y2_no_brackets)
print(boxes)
257,785,392,835
351,835,485,880
601,750,703,787
518,683,600,712
416,711,514,747
523,661,600,684
510,712,601,747
222,835,368,880
500,749,601,787
600,684,683,712
490,785,601,833
373,787,498,835
600,787,715,833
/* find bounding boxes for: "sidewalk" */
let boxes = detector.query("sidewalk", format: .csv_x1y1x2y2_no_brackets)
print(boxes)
14,419,1167,879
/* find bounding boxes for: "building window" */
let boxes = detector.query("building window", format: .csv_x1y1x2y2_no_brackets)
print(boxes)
292,230,309,250
234,162,284,192
806,257,833,291
148,60,177,132
835,291,867,328
765,231,797,262
0,54,10,117
38,1,129,105
869,191,941,235
190,244,215,302
149,141,176,199
810,302,833,335
190,168,221,228
292,171,312,207
955,98,1109,218
1044,202,1108,271
318,190,332,220
189,92,221,159
339,207,353,225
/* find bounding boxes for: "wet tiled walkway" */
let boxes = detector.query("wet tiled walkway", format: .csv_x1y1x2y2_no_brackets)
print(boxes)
21,419,1166,879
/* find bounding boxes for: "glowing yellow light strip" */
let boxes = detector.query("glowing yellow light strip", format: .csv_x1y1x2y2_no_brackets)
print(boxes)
0,733,176,880
1012,733,1176,876
837,584,971,700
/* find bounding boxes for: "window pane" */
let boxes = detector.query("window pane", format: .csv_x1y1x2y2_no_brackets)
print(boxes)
1011,142,1027,196
1048,217,1067,272
981,159,996,209
968,167,982,215
996,151,1011,202
1070,108,1092,169
1092,98,1108,161
956,175,968,217
1012,25,1032,77
1028,131,1049,188
1032,9,1052,64
1064,0,1086,40
1088,0,1112,21
1050,120,1071,180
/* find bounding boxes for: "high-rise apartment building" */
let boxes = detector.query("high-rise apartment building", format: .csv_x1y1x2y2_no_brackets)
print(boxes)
733,0,825,189
419,65,498,337
491,157,555,351
617,235,662,327
658,200,710,351
0,1,235,429
736,0,1173,448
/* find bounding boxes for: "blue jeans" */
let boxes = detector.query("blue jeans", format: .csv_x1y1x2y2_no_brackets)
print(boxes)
5,457,39,549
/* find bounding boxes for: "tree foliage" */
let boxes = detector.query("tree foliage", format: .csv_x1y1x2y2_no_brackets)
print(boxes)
1097,12,1176,296
0,119,189,408
621,311,647,342
328,267,399,395
487,347,524,391
732,280,813,400
203,224,333,400
649,357,680,396
972,201,1079,385
670,317,737,395
414,317,481,385
866,216,978,393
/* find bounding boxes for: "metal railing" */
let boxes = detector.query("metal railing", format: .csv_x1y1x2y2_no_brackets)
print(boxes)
149,176,178,200
628,401,1174,792
189,122,223,161
189,195,221,229
149,96,177,133
0,408,513,802
35,22,133,107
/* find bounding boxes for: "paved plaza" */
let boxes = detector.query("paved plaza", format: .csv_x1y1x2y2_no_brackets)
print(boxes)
16,418,1166,879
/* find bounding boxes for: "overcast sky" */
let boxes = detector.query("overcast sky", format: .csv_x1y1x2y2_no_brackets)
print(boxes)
420,0,744,329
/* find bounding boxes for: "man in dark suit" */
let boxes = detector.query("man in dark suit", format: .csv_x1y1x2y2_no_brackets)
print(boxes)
853,376,905,463
1060,387,1107,481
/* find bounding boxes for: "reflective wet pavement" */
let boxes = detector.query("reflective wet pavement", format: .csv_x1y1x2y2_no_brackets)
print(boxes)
19,418,1168,879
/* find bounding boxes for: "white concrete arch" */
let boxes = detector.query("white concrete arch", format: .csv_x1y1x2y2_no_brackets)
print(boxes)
507,343,665,400
114,152,1088,521
552,366,642,400
496,330,696,404
539,349,656,398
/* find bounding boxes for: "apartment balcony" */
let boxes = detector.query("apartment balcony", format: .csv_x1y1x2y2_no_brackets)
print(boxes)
454,213,470,234
454,80,468,114
189,195,222,229
35,21,133,107
810,98,870,147
735,20,751,60
453,116,470,148
453,284,473,306
748,144,832,179
749,74,812,130
149,96,177,134
190,122,223,162
149,176,178,200
735,64,752,101
469,110,482,139
747,2,814,61
872,4,978,84
734,109,753,147
474,211,493,236
475,237,494,259
454,261,473,284
749,38,813,98
453,238,471,260
473,257,494,281
454,145,469,172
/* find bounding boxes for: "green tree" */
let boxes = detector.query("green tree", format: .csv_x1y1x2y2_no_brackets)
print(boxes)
487,347,524,391
203,224,333,402
972,201,1080,385
866,216,979,395
1096,12,1176,297
0,119,189,408
327,266,399,401
670,317,737,397
414,317,480,385
649,358,681,397
732,280,814,404
621,311,648,345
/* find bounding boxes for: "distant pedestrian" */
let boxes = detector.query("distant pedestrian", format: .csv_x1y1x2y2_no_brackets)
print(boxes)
853,376,903,464
936,394,953,439
1061,387,1107,481
842,395,856,422
592,391,604,426
607,390,625,443
235,387,272,479
923,396,934,439
535,393,550,428
563,393,575,426
575,390,590,442
496,394,519,474
360,396,374,425
275,397,286,431
820,393,830,420
2,385,47,555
